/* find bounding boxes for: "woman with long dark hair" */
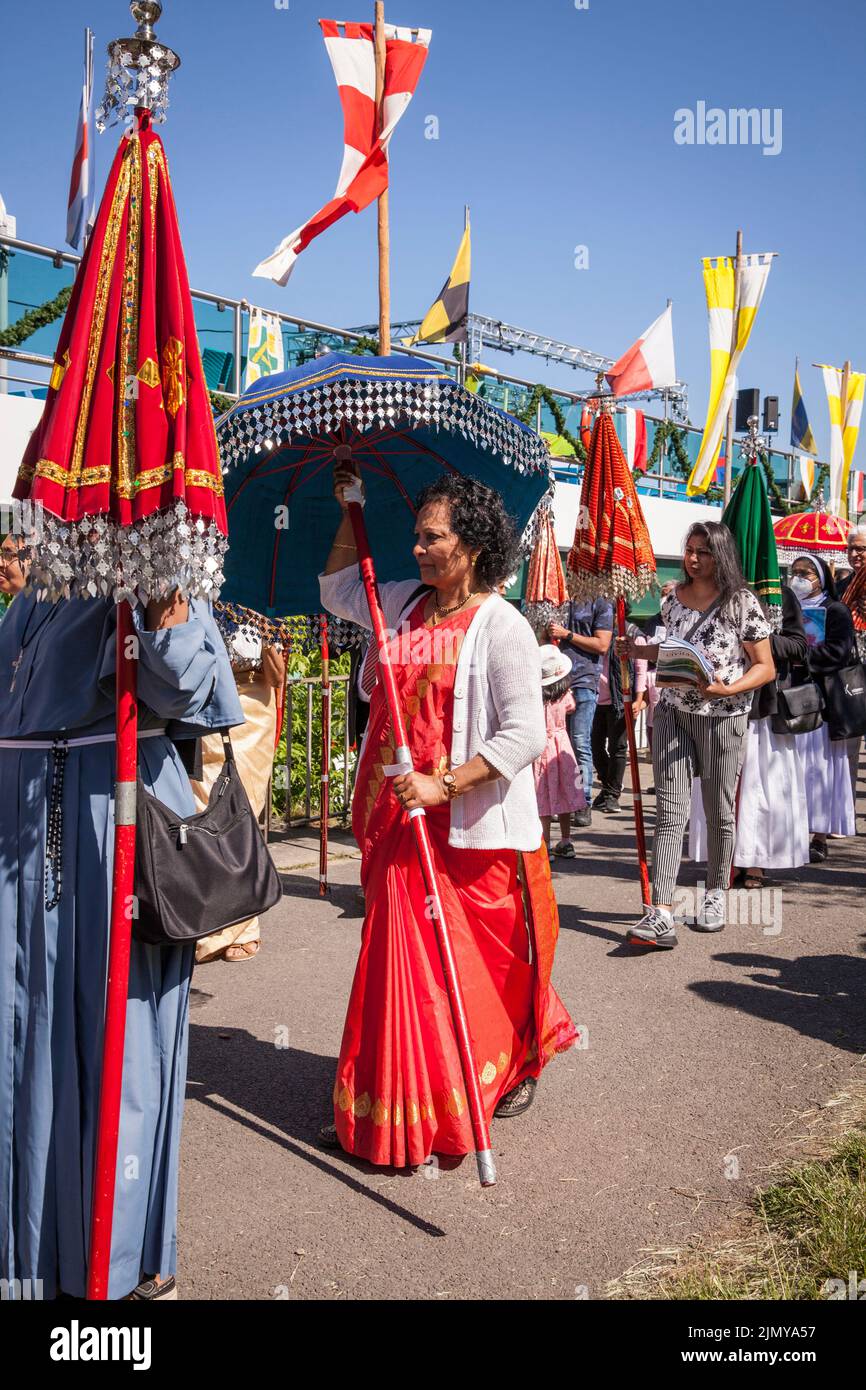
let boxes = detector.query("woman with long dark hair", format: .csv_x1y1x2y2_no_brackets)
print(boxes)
317,466,577,1166
617,521,775,947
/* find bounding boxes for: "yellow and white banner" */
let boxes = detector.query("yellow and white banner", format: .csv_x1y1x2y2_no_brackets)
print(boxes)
245,309,285,389
687,253,773,495
799,455,815,499
819,364,865,518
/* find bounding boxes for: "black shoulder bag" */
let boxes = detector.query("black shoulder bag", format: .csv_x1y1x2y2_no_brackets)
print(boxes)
819,652,866,741
133,733,282,945
770,674,824,736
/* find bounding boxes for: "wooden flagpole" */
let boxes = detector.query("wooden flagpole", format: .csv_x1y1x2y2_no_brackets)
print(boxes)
374,1,391,355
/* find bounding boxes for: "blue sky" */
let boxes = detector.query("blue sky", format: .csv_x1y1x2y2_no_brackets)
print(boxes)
2,0,865,457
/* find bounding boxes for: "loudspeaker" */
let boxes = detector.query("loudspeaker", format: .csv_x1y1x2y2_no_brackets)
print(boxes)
763,396,780,432
736,388,760,432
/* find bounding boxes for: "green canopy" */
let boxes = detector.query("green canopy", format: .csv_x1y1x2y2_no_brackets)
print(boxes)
721,462,782,614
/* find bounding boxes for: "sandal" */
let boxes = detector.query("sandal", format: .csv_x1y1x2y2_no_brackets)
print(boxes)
129,1274,177,1301
553,840,576,858
494,1077,537,1119
316,1122,343,1151
223,941,260,963
809,838,829,863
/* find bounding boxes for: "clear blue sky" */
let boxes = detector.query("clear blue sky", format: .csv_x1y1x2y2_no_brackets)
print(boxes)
2,0,865,456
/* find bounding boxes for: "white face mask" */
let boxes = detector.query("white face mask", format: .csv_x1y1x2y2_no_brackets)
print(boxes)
790,575,815,599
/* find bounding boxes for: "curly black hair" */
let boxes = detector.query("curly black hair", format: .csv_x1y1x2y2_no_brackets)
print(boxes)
413,474,520,589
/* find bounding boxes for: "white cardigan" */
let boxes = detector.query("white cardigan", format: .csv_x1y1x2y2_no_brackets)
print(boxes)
319,567,546,850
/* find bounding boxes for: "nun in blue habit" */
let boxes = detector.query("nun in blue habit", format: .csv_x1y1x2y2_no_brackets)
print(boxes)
0,588,243,1299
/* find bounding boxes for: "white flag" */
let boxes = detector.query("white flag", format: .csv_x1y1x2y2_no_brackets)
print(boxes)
245,310,285,389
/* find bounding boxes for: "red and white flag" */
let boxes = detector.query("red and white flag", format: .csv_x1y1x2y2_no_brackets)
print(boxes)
622,407,648,472
605,304,676,398
66,27,95,251
254,20,431,286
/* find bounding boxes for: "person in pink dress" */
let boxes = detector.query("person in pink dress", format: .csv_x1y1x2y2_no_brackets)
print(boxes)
533,645,588,857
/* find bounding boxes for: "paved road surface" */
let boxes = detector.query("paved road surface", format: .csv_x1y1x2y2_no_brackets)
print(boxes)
179,764,865,1301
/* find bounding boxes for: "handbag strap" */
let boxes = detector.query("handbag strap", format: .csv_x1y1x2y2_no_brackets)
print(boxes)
221,730,235,762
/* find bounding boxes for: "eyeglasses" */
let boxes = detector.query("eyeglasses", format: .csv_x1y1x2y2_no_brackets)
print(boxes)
848,544,866,554
0,551,22,569
684,547,712,560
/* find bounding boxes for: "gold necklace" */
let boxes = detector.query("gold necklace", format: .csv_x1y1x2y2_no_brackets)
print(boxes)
433,590,479,622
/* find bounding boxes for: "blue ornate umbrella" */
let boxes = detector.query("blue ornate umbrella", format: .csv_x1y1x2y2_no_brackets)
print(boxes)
217,351,551,620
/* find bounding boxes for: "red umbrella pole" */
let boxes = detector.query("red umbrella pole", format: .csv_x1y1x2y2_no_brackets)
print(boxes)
319,615,331,897
617,597,652,907
87,599,139,1298
345,494,496,1187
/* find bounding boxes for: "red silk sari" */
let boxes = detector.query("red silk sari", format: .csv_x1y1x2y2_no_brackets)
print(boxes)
334,598,577,1167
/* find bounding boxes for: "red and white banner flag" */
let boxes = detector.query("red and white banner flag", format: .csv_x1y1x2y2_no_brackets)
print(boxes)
66,27,95,251
605,304,676,398
254,20,431,286
622,407,648,472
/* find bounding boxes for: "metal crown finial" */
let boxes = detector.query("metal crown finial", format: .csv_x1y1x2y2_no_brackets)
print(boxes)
96,0,181,133
131,2,163,40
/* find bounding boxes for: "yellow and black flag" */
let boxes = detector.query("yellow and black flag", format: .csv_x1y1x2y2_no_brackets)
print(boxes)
403,215,470,346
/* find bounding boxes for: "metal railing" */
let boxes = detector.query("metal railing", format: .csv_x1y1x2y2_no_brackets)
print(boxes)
272,673,355,830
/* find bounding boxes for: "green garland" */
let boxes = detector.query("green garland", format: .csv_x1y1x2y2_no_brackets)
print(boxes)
649,419,726,503
754,451,830,516
654,417,832,515
516,385,587,463
209,390,234,416
0,284,73,349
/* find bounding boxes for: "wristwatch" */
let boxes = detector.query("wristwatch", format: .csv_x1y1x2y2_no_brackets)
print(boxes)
441,770,460,799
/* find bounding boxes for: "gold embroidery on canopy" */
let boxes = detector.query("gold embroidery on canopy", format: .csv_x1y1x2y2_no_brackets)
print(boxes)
185,467,224,497
70,151,131,488
49,350,71,393
132,454,186,493
31,458,72,487
136,357,160,390
116,134,143,501
161,337,185,419
146,141,166,239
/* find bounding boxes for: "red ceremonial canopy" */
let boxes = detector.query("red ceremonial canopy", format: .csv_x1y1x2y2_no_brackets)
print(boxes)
773,508,851,565
566,408,656,602
523,501,568,635
14,110,226,601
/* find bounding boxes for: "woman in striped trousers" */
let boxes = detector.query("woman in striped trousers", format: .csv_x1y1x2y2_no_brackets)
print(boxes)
617,523,776,949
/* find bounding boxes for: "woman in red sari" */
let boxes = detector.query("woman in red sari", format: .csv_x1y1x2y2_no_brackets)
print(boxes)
318,466,578,1167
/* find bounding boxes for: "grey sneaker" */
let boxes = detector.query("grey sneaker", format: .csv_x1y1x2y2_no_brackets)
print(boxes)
693,889,726,932
572,808,592,828
626,905,678,949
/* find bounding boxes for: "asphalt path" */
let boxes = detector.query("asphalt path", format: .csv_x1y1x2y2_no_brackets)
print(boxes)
179,762,866,1301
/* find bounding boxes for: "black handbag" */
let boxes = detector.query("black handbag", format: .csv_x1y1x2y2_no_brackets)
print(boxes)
133,733,282,945
819,659,866,741
770,679,824,736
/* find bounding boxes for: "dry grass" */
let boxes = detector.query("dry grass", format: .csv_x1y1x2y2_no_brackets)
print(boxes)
607,1074,866,1301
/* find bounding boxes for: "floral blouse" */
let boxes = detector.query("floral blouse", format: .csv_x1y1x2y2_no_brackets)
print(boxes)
658,588,771,717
